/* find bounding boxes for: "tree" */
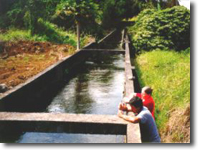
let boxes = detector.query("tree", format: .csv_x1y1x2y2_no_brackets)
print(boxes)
154,0,180,10
0,0,60,34
24,0,60,35
55,0,99,50
102,0,140,29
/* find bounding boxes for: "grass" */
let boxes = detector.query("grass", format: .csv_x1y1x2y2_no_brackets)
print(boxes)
0,28,93,49
133,49,190,142
0,29,32,41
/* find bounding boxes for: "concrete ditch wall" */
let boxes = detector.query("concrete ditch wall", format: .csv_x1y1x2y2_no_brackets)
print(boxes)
0,50,90,112
0,112,141,143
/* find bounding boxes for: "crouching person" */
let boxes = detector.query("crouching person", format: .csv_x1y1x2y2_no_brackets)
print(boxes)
118,96,161,143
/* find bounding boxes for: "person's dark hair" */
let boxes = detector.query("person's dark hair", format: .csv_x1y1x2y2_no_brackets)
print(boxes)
128,96,143,109
143,86,153,95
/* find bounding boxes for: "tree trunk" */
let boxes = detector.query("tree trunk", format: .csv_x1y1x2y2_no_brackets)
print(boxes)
77,21,80,50
157,0,161,10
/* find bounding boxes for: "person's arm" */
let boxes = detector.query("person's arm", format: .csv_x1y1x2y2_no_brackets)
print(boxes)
118,102,133,112
118,110,141,123
122,93,137,111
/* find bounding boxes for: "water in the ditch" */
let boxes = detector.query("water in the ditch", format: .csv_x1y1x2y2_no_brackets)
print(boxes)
18,133,125,143
47,54,125,115
16,53,126,143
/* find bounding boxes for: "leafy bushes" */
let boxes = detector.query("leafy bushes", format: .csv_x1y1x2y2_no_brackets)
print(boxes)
129,6,190,52
36,19,93,47
36,18,76,46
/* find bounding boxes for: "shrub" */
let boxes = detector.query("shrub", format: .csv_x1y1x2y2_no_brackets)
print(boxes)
36,18,76,46
129,6,190,52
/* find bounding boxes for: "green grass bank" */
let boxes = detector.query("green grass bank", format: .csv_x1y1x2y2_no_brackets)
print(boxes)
133,49,190,142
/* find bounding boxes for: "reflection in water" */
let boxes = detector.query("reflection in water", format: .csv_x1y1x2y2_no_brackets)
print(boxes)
47,54,125,115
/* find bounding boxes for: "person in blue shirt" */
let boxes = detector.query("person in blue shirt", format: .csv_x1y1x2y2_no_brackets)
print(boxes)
118,96,161,143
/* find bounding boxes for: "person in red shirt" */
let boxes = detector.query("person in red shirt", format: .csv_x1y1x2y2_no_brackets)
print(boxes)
123,86,155,119
136,86,155,119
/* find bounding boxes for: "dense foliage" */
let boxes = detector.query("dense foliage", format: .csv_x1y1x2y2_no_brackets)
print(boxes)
129,6,190,52
101,0,140,29
36,18,76,45
0,0,151,37
53,0,100,34
0,0,59,34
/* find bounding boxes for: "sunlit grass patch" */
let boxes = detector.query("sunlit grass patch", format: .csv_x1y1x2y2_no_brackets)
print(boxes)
0,29,31,41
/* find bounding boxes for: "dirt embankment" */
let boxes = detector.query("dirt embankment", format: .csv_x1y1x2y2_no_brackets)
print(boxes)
161,105,190,143
0,41,75,92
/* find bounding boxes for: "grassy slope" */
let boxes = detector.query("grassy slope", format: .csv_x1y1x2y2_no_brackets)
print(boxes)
0,28,93,48
134,49,190,142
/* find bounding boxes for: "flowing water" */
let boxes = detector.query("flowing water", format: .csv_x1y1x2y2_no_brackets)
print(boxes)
15,53,126,143
47,54,125,115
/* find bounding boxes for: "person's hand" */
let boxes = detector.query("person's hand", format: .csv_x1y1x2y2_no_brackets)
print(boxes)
118,103,123,110
118,110,123,118
118,102,127,111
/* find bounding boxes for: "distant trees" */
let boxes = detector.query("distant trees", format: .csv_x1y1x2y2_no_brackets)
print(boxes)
152,0,180,10
0,0,146,31
101,0,141,29
0,0,60,34
1,0,180,44
54,0,99,49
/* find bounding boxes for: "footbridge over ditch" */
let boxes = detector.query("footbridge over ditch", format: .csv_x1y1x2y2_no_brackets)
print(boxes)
0,29,141,143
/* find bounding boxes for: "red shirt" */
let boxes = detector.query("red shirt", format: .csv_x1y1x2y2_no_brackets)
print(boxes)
136,93,155,119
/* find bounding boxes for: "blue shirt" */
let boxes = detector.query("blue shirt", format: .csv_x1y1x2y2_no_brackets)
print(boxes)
137,107,161,143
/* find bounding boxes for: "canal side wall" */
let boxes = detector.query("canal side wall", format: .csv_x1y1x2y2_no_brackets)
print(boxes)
122,29,141,143
0,49,91,112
